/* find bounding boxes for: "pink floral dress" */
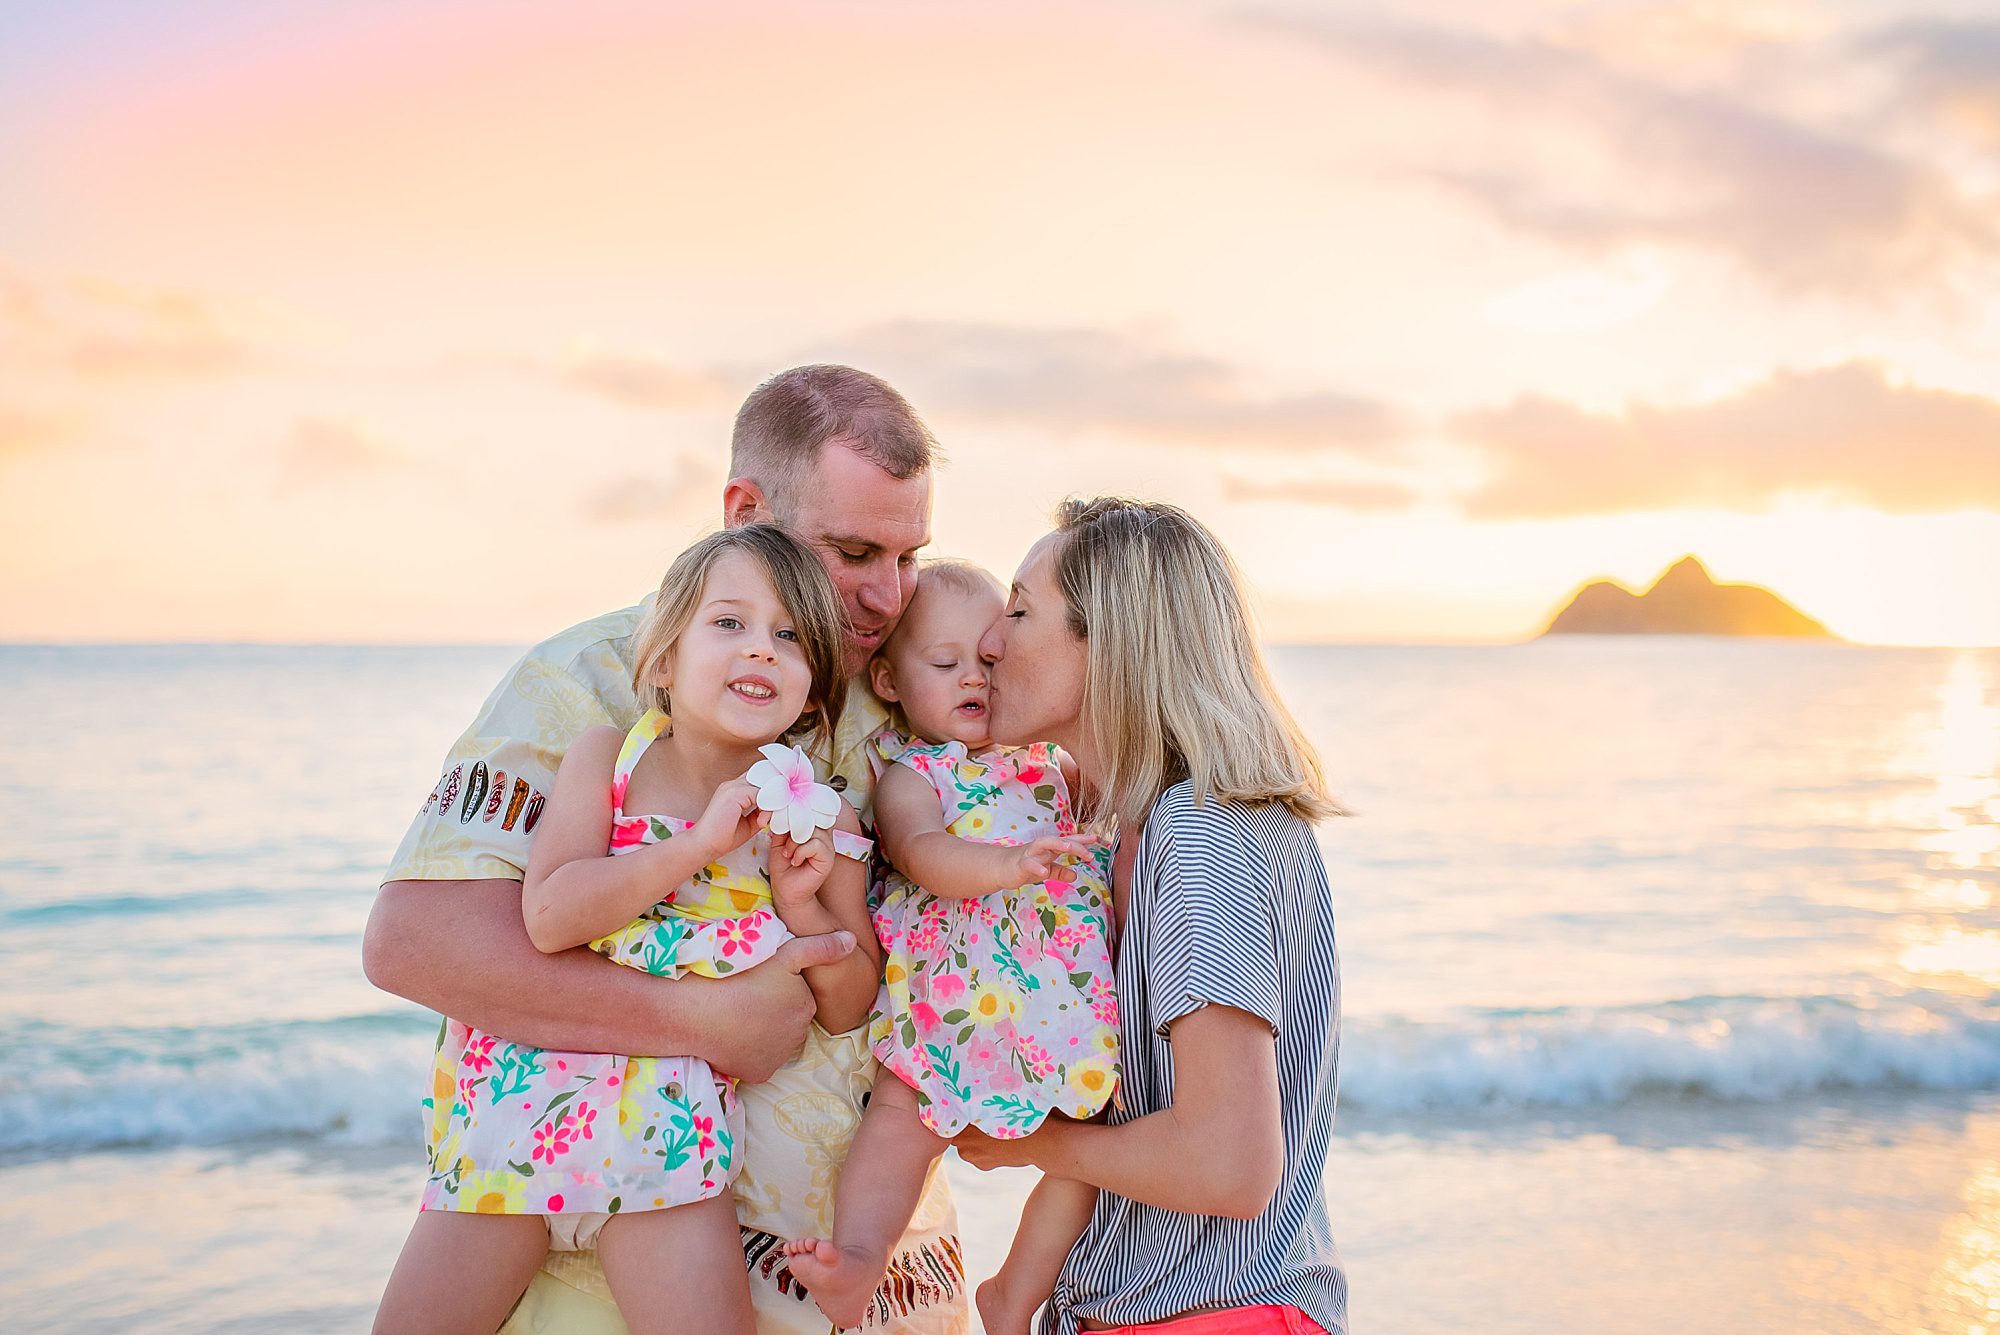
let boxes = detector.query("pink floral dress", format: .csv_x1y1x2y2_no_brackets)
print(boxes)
419,709,807,1219
869,736,1120,1137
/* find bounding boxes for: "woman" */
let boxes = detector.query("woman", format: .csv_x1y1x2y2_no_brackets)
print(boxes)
956,497,1349,1335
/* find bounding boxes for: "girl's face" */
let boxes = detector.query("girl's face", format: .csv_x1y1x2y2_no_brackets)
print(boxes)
871,579,1003,750
979,532,1088,755
654,550,816,749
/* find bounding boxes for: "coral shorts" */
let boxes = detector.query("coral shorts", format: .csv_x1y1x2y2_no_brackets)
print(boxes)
1087,1306,1331,1335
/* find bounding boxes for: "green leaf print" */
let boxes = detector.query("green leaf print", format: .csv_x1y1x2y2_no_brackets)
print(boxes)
1033,784,1056,805
509,1159,535,1176
989,933,1041,994
940,1008,970,1026
980,1093,1046,1128
655,1088,704,1172
488,1044,546,1101
924,1041,974,1103
639,920,688,977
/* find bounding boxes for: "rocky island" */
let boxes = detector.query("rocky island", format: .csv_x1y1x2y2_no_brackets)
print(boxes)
1539,555,1835,638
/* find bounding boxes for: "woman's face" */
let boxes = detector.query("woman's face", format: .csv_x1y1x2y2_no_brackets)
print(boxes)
979,531,1088,756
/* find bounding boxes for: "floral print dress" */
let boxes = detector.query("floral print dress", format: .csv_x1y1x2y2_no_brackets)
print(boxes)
869,737,1120,1138
420,709,799,1218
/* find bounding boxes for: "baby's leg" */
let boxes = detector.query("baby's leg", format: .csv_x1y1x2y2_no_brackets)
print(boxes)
783,1069,946,1328
598,1191,753,1335
977,1174,1097,1335
373,1209,549,1335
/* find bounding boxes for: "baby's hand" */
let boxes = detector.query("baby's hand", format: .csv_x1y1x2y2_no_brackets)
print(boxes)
768,830,833,911
692,779,763,860
997,835,1096,891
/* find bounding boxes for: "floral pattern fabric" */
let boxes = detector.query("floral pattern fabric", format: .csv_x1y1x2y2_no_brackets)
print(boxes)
420,709,791,1217
869,735,1120,1138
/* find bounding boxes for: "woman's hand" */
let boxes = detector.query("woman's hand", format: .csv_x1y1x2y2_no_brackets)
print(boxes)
950,1124,1048,1171
691,779,763,860
767,829,833,912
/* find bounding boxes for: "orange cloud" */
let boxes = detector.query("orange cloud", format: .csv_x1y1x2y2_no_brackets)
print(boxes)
1262,13,1996,299
276,416,408,489
1452,361,2000,517
1221,473,1421,511
811,321,1404,452
0,403,72,456
0,265,256,378
578,454,718,524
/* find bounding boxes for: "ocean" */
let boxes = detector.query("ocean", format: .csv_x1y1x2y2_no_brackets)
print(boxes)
2,640,1997,1333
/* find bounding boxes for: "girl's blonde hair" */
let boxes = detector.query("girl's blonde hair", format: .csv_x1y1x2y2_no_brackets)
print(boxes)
1051,496,1344,828
630,525,848,750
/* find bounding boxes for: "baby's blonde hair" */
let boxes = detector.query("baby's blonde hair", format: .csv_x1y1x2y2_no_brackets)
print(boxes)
630,525,848,750
871,558,1003,737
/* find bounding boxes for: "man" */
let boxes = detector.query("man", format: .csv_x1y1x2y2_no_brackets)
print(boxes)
364,364,966,1333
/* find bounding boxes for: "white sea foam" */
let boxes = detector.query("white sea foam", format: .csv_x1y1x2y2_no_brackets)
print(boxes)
0,1024,437,1159
9,992,2000,1159
1340,991,2000,1112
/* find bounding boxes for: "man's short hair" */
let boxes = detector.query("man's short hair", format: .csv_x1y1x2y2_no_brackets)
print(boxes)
730,364,940,520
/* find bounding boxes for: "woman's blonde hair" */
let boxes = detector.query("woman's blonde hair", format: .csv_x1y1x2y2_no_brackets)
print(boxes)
1051,496,1344,828
630,525,848,750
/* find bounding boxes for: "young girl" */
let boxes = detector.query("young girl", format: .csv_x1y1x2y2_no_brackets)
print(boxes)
374,525,883,1335
784,560,1120,1335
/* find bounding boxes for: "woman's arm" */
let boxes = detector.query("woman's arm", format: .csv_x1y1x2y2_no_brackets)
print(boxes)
876,763,1093,899
519,728,759,952
769,801,885,1033
954,1002,1285,1220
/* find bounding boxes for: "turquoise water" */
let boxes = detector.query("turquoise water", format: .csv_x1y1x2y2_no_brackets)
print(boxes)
3,641,1997,1332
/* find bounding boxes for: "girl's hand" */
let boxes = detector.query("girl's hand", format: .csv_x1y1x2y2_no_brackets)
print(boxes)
692,779,763,860
997,835,1098,891
768,829,833,911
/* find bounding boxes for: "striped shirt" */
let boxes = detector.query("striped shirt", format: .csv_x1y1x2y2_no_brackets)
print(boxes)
1046,782,1348,1335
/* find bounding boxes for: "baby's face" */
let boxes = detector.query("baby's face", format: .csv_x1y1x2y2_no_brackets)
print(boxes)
873,581,1004,750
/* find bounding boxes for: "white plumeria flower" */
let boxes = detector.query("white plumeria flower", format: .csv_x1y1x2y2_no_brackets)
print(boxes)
745,743,842,841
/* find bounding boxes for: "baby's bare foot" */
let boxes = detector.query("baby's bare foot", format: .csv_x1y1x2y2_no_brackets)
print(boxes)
976,1272,1038,1335
782,1237,883,1329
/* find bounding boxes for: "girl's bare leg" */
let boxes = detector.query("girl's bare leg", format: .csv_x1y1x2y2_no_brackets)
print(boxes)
373,1210,549,1335
783,1070,945,1328
598,1192,754,1335
976,1173,1097,1335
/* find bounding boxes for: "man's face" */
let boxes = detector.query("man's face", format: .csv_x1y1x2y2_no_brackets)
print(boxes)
774,442,933,674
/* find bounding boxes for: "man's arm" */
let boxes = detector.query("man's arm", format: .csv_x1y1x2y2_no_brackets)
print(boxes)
363,877,854,1083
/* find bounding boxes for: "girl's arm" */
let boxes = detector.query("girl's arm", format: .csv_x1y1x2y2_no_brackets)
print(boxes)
953,1002,1284,1220
520,729,759,953
875,763,1094,900
768,801,885,1034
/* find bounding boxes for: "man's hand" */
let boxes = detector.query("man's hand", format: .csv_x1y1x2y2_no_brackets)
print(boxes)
695,929,858,1082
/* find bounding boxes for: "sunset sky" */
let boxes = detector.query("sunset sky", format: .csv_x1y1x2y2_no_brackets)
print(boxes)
3,0,1997,645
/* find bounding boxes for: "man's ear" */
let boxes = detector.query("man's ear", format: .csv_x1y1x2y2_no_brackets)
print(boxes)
723,478,773,528
868,655,899,703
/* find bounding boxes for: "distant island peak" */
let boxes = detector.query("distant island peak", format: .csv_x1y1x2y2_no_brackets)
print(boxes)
1538,554,1835,639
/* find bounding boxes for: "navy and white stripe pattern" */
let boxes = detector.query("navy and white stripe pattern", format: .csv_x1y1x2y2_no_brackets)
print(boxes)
1045,781,1347,1335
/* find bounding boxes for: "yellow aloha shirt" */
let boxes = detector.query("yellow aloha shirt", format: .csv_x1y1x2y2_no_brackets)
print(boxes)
386,600,967,1335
